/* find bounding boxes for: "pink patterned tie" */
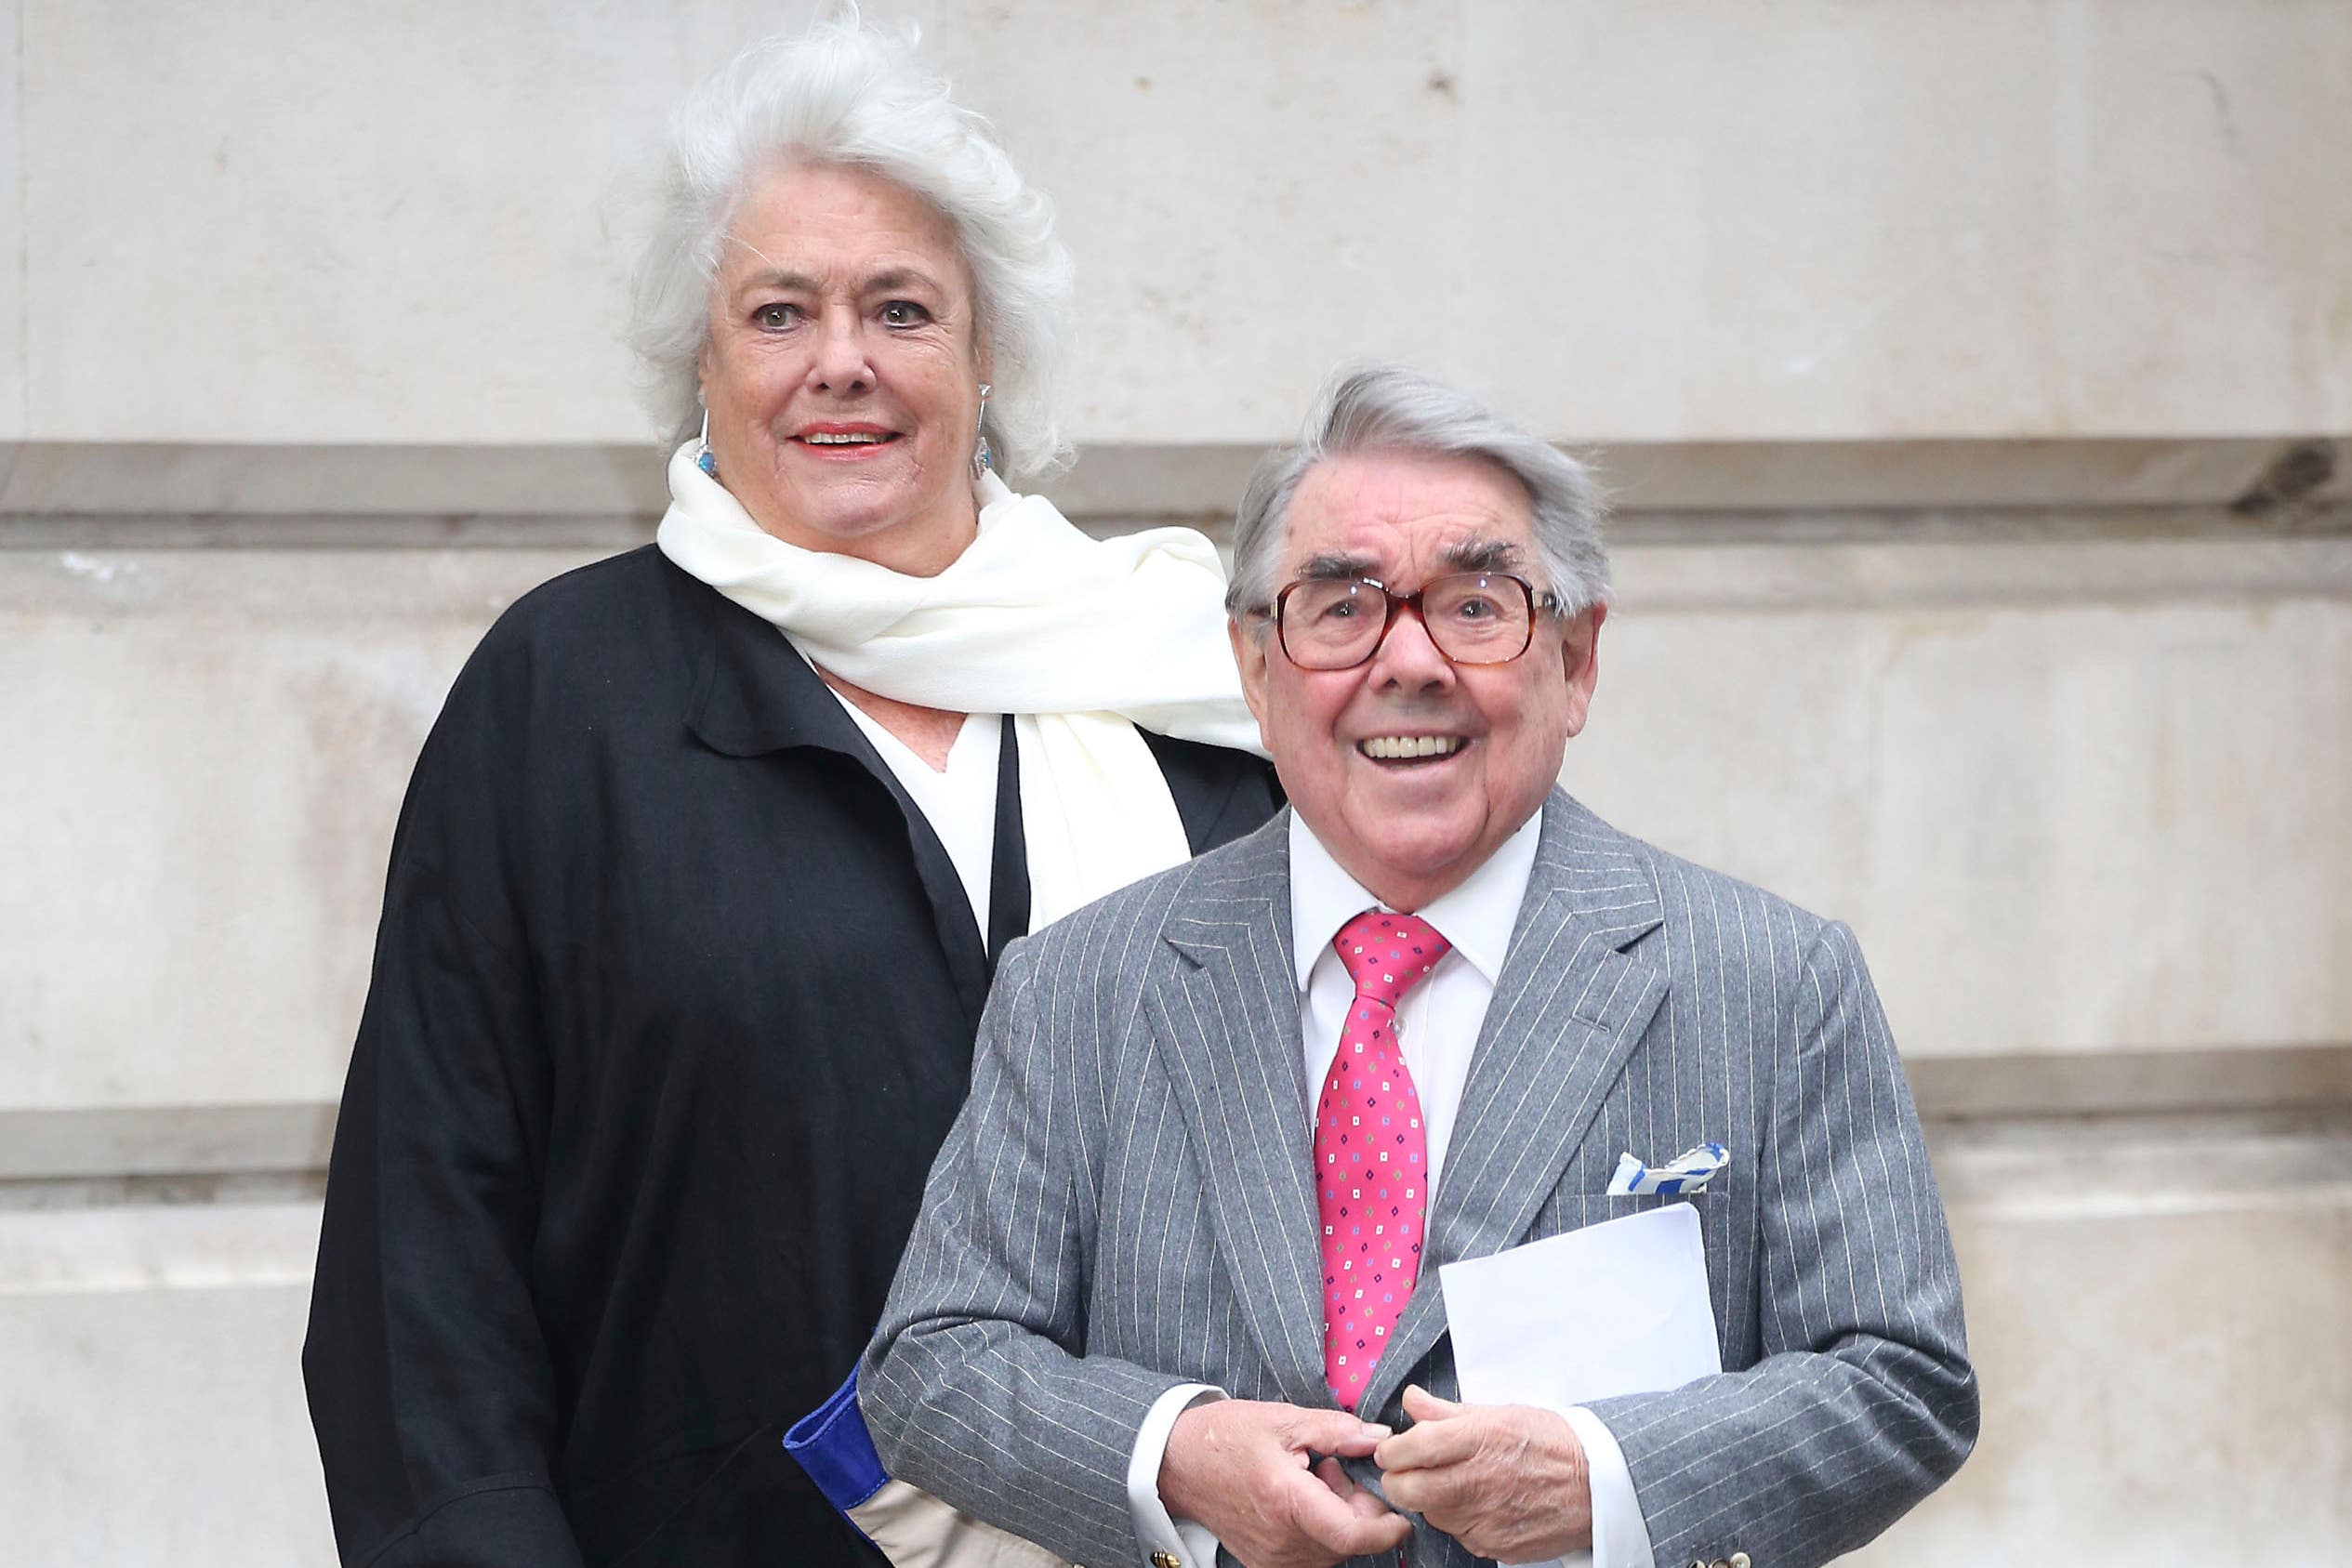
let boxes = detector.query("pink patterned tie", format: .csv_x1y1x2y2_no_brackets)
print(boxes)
1315,910,1451,1407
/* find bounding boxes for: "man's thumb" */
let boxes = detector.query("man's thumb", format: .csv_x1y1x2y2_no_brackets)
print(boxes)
1400,1383,1464,1421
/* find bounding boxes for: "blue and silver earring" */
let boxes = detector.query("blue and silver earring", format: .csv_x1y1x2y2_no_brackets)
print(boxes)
971,383,994,478
696,405,718,477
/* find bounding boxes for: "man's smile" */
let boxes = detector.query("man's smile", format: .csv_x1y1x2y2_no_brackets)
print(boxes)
1357,734,1469,763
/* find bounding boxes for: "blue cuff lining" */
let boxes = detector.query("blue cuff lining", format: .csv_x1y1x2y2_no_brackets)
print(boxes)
781,1369,891,1516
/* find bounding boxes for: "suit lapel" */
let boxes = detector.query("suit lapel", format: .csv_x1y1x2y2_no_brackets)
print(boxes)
1364,794,1669,1418
1147,815,1330,1403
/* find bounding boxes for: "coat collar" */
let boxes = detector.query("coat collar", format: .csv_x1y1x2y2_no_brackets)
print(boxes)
672,560,1005,1021
679,559,872,759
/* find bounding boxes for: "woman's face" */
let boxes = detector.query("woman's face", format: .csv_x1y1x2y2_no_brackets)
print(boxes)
699,159,987,576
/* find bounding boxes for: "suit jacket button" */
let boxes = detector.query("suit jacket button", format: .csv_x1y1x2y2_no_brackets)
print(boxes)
1730,1555,1751,1568
1151,1552,1183,1568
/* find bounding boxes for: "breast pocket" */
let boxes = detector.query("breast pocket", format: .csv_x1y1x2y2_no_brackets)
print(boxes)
1538,1187,1707,1234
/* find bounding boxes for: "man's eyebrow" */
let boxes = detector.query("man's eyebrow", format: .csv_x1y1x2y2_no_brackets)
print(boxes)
1442,538,1523,573
1294,552,1379,582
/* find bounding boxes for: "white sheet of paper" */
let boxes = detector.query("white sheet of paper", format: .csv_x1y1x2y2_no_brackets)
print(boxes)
1440,1203,1723,1414
1439,1206,1724,1568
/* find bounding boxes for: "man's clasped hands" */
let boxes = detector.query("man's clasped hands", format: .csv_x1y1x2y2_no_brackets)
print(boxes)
1159,1386,1594,1568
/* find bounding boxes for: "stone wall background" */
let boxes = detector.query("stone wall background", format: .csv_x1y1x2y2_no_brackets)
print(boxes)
3,1,2347,1561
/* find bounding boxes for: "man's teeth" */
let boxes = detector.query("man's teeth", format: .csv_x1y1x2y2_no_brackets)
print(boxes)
1360,736,1465,760
803,431,891,444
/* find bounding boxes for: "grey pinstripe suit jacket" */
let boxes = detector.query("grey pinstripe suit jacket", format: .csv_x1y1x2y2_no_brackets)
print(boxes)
864,791,1976,1568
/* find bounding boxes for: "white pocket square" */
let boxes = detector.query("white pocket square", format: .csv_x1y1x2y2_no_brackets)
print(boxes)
1608,1140,1728,1195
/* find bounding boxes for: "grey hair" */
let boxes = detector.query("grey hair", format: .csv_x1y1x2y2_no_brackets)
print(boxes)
627,9,1075,477
1226,362,1612,625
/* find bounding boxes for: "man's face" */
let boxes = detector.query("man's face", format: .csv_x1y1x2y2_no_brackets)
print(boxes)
1231,449,1604,912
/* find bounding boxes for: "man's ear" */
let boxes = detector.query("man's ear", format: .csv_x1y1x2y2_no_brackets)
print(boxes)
1557,603,1605,738
1230,618,1272,740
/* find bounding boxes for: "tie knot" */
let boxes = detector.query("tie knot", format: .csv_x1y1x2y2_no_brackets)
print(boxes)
1333,911,1451,1008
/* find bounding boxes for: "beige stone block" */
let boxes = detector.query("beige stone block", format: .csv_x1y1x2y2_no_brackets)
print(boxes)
1856,1124,2352,1562
6,1128,2345,1566
0,0,24,441
5,531,2347,1111
16,0,676,443
1576,538,2352,1058
929,0,1473,446
0,545,601,1108
17,1,2349,448
0,1199,333,1564
1461,0,2352,441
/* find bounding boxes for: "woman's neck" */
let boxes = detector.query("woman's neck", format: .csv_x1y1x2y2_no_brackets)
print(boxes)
744,491,983,579
816,666,968,771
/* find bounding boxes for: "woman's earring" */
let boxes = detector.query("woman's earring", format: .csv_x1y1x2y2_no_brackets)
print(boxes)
696,405,718,477
971,383,994,478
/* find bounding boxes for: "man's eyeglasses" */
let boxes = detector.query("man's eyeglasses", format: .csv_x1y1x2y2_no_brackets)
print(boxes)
1269,573,1554,670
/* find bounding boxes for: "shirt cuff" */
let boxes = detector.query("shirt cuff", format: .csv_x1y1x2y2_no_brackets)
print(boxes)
1563,1404,1655,1568
1126,1382,1226,1568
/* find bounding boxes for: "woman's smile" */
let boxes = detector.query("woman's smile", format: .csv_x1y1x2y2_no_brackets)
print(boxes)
792,421,905,458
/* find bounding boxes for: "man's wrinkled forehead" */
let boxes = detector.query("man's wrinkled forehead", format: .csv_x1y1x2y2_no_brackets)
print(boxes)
1278,448,1539,578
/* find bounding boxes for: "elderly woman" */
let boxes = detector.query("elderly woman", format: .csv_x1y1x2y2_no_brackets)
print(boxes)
301,20,1275,1568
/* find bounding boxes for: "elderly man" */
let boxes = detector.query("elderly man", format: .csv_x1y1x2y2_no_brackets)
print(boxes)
863,364,1976,1568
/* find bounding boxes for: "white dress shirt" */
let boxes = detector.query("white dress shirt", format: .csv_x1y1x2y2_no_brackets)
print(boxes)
1124,809,1656,1568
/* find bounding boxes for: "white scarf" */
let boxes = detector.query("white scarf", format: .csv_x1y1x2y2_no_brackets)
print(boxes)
655,442,1265,928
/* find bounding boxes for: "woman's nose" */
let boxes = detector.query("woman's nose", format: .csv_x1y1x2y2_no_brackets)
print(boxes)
808,307,872,390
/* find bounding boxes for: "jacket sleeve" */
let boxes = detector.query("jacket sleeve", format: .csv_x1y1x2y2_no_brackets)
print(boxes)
1588,920,1980,1568
301,647,585,1568
860,935,1190,1568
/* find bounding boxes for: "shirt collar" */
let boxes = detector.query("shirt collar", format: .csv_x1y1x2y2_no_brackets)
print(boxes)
1288,806,1545,991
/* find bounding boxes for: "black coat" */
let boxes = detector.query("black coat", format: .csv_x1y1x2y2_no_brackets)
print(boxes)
303,546,1280,1568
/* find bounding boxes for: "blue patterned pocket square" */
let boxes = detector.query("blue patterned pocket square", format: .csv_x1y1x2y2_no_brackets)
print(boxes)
1607,1141,1728,1195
